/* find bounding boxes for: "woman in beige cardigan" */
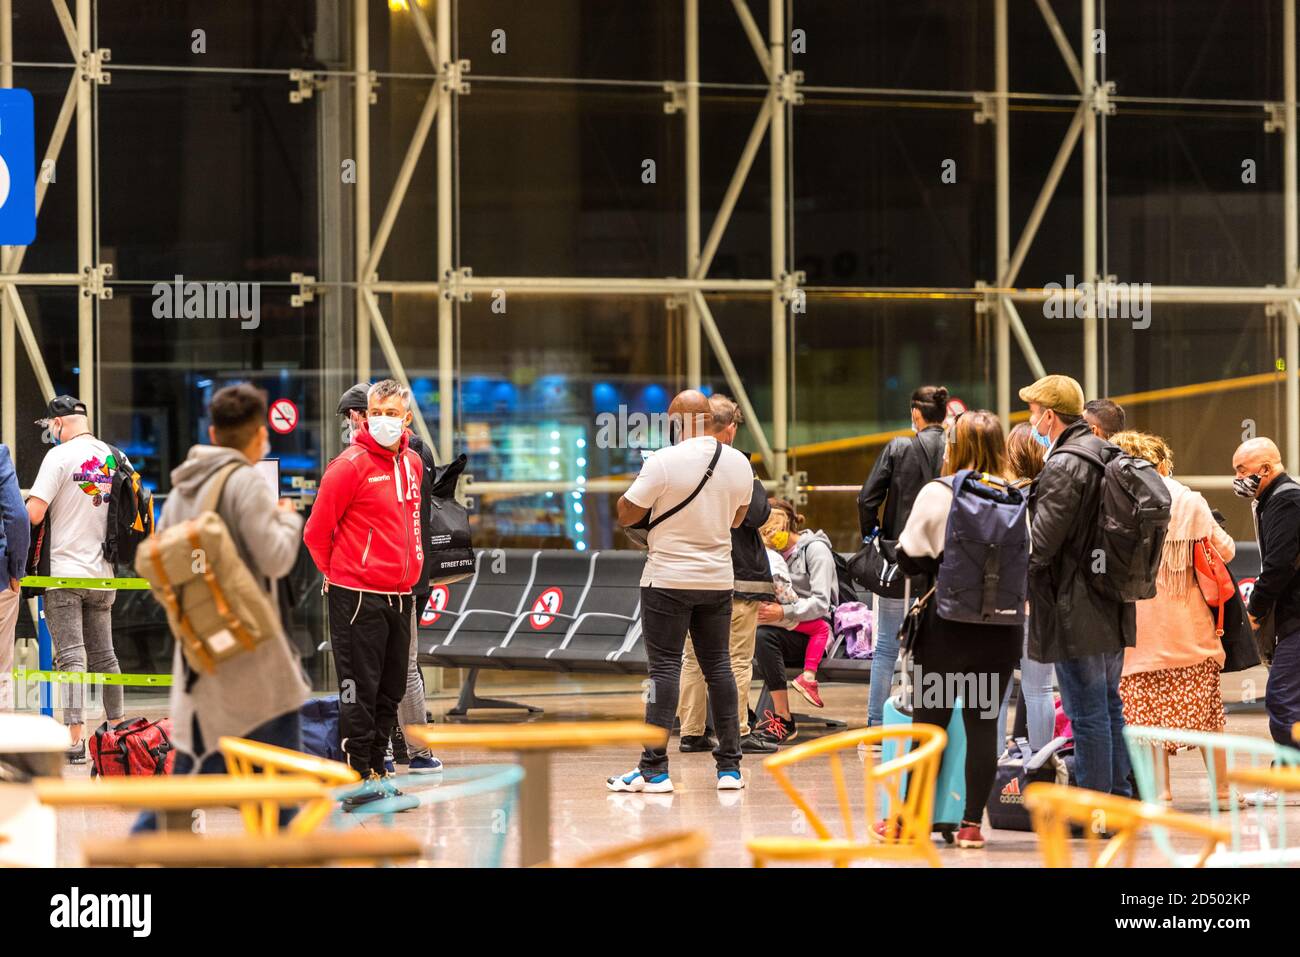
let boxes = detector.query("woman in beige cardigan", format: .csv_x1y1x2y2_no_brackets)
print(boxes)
1110,431,1236,806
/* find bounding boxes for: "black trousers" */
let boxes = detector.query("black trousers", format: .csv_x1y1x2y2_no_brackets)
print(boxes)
329,586,413,776
754,624,808,694
639,586,740,775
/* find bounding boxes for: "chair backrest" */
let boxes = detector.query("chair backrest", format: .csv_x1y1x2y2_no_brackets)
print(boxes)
417,550,482,635
1123,724,1300,865
1023,782,1229,868
567,830,708,868
218,735,360,836
455,549,538,616
761,724,947,849
508,550,596,638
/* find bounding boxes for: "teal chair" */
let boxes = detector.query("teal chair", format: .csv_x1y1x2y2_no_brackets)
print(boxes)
1123,725,1300,867
331,764,524,868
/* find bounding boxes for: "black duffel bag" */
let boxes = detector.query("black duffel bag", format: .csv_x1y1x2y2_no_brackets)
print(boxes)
848,531,907,599
427,453,475,585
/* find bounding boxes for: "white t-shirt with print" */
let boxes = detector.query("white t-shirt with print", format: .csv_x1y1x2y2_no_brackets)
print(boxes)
624,435,754,590
28,433,118,580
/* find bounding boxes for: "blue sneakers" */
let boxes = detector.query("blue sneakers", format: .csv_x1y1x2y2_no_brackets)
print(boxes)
408,755,444,774
606,769,674,793
716,770,745,790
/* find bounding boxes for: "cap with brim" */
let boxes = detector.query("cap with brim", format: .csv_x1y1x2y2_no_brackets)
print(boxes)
1017,375,1085,416
35,394,87,425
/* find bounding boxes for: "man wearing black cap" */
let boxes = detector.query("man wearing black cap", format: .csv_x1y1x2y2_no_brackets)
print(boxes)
336,385,442,773
25,395,127,762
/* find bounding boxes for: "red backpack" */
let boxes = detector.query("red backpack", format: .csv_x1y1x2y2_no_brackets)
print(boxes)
89,717,177,776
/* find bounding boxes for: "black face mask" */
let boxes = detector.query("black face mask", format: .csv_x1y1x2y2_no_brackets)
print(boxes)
668,417,681,446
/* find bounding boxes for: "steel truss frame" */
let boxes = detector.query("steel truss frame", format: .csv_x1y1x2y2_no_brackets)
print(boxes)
0,0,1297,495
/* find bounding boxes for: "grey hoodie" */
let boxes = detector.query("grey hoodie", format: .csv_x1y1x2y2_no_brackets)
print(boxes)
159,445,309,758
776,529,838,630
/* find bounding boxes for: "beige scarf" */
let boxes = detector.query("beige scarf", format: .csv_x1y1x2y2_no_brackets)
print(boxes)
1157,475,1214,596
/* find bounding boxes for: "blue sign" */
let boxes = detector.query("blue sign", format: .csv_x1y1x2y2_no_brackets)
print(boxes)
0,89,35,245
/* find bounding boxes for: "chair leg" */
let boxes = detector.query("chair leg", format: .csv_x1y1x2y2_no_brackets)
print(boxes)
445,668,544,717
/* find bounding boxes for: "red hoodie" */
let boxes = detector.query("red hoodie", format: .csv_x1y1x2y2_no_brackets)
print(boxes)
303,423,424,594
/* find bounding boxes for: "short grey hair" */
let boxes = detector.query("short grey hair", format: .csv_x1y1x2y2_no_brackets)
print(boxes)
367,379,411,409
709,393,742,429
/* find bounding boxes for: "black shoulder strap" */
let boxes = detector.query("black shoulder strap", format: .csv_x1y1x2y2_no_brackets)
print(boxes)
646,440,725,531
1052,443,1105,470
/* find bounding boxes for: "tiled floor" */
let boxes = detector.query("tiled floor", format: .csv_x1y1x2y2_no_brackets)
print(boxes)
50,679,1300,867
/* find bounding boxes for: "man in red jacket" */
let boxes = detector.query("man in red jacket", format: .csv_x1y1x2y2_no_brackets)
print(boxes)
304,379,425,806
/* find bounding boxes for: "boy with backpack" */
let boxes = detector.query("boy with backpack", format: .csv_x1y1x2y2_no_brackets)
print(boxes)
1021,375,1169,799
26,395,149,763
133,384,308,829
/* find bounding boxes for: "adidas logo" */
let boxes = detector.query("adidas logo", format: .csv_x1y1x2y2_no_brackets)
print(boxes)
999,777,1024,805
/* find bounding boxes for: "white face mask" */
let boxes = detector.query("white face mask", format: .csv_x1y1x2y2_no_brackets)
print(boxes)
368,415,405,448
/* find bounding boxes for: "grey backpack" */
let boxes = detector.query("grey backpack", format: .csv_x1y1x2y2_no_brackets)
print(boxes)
933,469,1029,625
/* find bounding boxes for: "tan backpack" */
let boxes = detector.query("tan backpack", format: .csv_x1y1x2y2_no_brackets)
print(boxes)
135,462,281,674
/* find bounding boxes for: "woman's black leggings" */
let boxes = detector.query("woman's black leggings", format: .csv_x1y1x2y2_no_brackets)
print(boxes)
911,661,1015,825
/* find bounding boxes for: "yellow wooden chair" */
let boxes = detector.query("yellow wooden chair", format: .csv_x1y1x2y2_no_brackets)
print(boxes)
747,724,947,868
1023,782,1230,868
563,830,708,868
218,736,360,836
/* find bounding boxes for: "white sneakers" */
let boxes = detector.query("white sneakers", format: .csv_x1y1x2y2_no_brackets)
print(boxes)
606,769,675,793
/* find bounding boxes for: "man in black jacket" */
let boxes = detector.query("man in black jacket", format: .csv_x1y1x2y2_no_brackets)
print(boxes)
336,384,442,773
857,385,947,726
1233,437,1300,748
677,395,777,755
1022,374,1134,797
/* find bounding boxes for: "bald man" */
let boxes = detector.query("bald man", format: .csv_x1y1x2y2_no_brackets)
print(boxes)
608,389,756,793
1233,437,1300,748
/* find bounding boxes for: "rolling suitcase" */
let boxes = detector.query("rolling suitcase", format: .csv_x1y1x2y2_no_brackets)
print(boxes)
881,690,967,844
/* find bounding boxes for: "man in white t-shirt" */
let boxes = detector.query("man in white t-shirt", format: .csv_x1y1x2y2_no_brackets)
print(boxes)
26,395,127,763
606,389,754,793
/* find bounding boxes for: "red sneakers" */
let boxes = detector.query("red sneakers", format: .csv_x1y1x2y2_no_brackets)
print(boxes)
955,823,985,848
791,673,824,709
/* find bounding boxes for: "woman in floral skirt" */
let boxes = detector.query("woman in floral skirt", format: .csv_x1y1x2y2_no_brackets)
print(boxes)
1110,430,1236,807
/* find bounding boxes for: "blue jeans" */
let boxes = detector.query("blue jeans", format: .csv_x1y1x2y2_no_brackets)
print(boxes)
1267,632,1300,748
998,629,1057,753
131,709,303,833
868,595,907,726
1055,651,1131,796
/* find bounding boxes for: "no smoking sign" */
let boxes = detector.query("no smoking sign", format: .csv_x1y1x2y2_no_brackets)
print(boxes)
268,398,299,434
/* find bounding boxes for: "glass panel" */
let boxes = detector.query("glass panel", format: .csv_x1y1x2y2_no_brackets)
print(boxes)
458,0,679,83
793,101,990,288
1104,0,1282,103
97,285,328,683
101,0,320,72
99,72,319,282
6,290,80,480
791,0,987,92
1106,305,1280,540
1105,110,1282,287
781,297,991,547
458,86,684,278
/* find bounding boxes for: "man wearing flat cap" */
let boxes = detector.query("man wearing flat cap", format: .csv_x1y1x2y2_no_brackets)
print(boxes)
1021,374,1135,798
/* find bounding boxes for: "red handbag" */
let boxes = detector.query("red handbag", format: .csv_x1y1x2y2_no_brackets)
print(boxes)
1194,537,1236,637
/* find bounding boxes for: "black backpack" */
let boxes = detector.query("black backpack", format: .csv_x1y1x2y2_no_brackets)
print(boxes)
1053,443,1171,603
102,444,154,567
